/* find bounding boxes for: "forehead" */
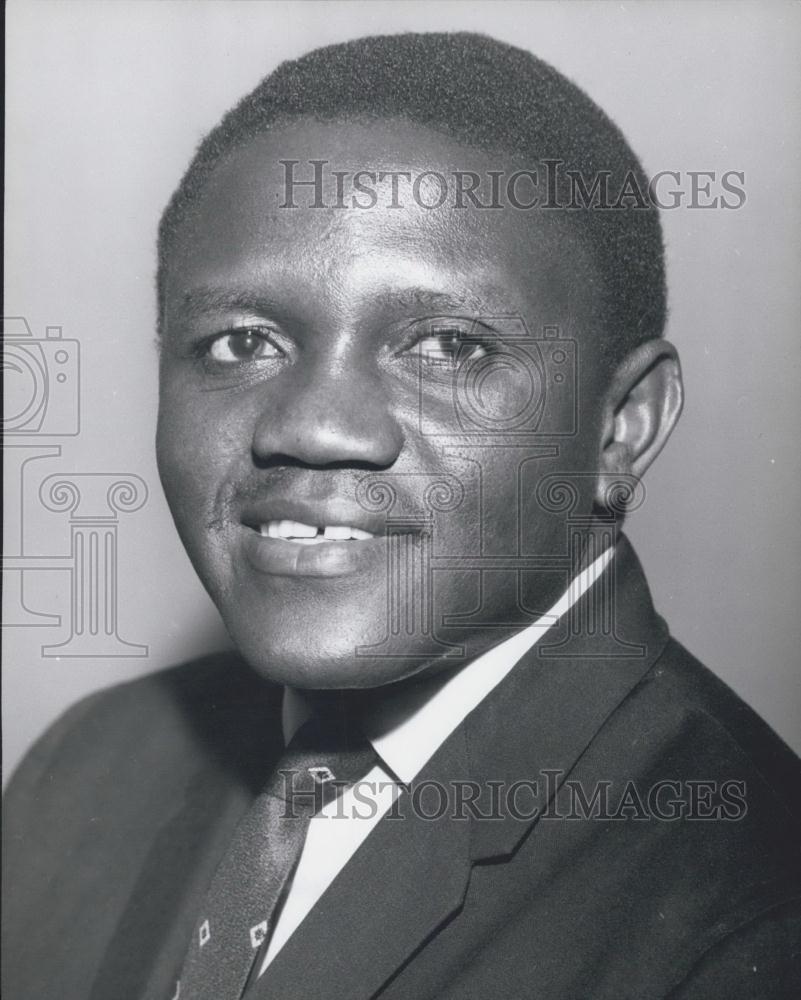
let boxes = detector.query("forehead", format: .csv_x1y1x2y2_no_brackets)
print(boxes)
163,118,600,331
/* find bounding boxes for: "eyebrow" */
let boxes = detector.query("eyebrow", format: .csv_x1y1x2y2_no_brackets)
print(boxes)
176,287,288,322
375,287,510,315
172,283,514,326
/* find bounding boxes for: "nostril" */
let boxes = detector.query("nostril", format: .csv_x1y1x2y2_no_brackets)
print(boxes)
251,453,312,471
250,390,404,469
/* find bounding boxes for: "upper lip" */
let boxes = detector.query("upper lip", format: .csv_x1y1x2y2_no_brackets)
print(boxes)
239,495,396,537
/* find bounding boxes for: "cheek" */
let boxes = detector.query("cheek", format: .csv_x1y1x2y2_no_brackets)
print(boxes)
155,382,244,530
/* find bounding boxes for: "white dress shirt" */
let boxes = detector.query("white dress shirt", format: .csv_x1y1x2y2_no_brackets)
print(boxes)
259,546,614,974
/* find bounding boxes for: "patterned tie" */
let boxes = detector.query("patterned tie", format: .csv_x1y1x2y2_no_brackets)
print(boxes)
174,715,376,1000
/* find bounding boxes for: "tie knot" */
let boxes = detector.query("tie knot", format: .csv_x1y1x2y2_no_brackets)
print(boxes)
276,714,377,813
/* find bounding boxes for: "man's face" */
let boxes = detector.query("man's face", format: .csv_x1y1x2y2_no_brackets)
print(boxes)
157,119,607,689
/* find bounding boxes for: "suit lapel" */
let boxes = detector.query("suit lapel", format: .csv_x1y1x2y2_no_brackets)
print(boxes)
466,535,669,860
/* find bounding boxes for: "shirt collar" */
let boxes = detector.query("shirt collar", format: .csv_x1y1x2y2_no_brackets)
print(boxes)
282,545,614,785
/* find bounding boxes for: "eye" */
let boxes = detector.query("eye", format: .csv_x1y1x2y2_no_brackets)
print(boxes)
416,326,490,367
202,327,283,364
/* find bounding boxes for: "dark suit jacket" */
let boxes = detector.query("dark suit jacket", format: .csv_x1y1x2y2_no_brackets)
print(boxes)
4,538,801,999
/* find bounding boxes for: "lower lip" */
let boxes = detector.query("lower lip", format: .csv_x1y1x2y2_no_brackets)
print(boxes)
243,531,391,578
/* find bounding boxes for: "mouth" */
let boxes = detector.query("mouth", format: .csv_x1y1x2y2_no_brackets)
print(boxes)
239,502,403,579
257,519,375,544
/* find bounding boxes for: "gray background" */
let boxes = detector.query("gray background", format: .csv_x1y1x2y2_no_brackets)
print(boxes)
4,0,800,779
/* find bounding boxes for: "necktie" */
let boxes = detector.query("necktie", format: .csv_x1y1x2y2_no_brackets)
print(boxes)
174,715,376,1000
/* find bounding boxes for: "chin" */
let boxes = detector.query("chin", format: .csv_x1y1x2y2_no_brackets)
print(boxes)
226,615,452,691
236,646,422,690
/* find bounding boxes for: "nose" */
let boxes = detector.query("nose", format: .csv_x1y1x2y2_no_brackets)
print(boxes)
251,360,404,468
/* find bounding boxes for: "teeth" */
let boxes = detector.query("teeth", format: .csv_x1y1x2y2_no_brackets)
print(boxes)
259,521,374,542
279,519,317,538
261,519,316,539
323,525,351,540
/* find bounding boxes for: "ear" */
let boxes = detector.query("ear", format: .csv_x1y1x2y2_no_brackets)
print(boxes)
595,339,684,505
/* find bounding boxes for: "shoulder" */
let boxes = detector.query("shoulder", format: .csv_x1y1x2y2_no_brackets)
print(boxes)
629,637,801,821
589,635,801,849
578,637,801,989
2,655,283,999
520,635,801,995
3,652,283,826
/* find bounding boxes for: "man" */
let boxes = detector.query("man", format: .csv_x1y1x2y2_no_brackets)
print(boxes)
3,31,800,1000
